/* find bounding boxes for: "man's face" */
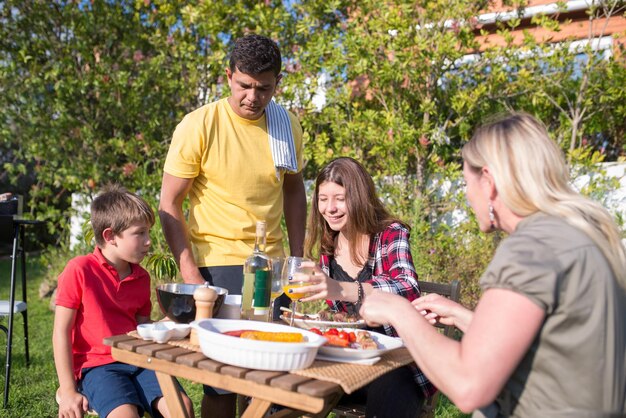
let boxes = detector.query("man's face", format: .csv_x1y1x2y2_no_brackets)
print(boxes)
226,67,281,120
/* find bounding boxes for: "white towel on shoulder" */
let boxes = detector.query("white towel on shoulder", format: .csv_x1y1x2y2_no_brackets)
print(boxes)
265,100,298,179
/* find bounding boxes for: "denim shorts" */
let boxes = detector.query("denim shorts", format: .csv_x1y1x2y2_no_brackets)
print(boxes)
80,362,179,417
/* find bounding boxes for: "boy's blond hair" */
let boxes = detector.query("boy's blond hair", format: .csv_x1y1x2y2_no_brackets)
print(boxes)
90,184,155,248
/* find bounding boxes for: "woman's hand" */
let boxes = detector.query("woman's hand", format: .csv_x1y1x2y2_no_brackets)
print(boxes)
296,261,344,301
359,291,412,328
57,388,89,418
412,293,473,333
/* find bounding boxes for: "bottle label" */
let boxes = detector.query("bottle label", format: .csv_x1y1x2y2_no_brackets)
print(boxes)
252,270,270,309
241,272,255,314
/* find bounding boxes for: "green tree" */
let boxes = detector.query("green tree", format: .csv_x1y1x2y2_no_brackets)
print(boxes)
1,0,625,299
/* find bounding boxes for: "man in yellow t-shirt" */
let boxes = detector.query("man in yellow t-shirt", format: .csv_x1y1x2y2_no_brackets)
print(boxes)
159,35,306,418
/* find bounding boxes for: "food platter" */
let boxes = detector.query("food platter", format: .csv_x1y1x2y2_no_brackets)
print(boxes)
317,328,404,360
280,315,367,330
191,319,327,371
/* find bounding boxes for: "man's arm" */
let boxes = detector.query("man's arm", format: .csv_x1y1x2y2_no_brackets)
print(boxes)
158,173,205,284
283,171,306,257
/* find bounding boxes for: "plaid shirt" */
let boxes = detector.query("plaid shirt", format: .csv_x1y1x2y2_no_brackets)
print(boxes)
319,222,437,398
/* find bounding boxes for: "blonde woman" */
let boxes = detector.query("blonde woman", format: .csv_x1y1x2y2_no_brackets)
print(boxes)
360,113,626,417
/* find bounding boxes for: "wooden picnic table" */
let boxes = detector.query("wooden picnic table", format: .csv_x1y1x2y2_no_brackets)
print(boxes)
104,334,345,418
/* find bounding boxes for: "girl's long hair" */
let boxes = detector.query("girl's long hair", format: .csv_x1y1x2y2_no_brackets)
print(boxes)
462,112,626,289
304,157,405,266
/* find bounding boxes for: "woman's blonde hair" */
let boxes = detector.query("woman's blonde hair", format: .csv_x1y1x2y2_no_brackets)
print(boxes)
462,112,626,289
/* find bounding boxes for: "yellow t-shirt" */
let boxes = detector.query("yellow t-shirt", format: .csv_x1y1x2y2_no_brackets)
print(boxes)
163,98,303,266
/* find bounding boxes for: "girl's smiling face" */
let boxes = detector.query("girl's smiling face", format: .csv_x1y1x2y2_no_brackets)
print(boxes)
317,181,349,233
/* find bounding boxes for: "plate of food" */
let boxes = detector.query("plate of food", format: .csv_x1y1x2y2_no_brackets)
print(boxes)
280,308,367,330
316,328,404,360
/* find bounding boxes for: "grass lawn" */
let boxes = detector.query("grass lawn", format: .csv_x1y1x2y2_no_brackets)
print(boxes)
0,254,469,418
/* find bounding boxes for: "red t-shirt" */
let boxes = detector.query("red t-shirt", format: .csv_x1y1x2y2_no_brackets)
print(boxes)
55,247,152,379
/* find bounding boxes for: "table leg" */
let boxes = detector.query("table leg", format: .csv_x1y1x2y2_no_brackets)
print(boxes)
306,390,344,418
241,397,272,418
155,371,190,418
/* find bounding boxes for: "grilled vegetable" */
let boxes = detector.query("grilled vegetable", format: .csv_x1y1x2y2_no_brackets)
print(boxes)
223,330,256,337
324,334,351,347
239,331,305,343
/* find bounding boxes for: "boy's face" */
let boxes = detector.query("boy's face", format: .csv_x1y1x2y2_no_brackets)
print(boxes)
111,222,152,264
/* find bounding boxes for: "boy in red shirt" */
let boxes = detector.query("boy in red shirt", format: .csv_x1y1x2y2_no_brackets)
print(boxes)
53,185,194,418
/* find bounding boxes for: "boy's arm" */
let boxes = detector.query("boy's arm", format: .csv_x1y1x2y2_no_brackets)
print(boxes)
52,306,89,417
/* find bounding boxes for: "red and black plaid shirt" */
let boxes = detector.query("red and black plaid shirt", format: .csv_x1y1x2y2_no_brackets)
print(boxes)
319,222,437,398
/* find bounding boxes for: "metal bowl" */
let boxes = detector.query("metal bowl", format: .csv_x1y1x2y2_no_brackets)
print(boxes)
156,283,228,323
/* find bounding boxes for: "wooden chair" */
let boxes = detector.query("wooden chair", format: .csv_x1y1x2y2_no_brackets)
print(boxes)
418,279,461,338
332,279,462,418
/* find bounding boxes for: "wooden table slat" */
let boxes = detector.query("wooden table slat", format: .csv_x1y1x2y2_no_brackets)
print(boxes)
197,357,227,372
155,347,194,362
103,334,136,347
221,364,251,379
136,342,177,356
176,352,208,367
245,370,286,385
117,338,156,352
297,380,342,397
270,374,316,391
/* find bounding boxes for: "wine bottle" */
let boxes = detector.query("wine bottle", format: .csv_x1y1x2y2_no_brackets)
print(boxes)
241,221,271,320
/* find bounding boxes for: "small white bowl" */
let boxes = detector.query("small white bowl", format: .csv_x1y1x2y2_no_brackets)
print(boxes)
136,321,191,343
192,319,327,371
136,323,155,340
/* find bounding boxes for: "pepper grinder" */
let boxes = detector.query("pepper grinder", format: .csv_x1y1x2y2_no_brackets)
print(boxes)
189,286,217,346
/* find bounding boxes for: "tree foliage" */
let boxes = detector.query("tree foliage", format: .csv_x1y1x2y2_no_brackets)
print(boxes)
1,0,625,298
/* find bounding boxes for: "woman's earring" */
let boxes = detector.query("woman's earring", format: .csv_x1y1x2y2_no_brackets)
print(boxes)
488,203,495,230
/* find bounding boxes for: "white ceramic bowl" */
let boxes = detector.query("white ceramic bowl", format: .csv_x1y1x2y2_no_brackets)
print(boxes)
191,319,327,371
136,321,191,343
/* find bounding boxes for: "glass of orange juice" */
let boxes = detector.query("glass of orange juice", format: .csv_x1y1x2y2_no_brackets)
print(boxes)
281,256,313,327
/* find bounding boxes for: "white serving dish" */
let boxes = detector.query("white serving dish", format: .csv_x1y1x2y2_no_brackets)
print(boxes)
318,328,404,360
136,321,191,343
280,315,367,330
191,319,327,371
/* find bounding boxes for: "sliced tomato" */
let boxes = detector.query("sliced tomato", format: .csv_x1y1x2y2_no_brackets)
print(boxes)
337,331,350,341
348,331,357,343
324,328,339,336
309,327,323,335
325,334,351,347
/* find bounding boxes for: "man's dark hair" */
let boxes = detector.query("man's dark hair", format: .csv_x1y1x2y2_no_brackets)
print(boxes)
229,34,282,76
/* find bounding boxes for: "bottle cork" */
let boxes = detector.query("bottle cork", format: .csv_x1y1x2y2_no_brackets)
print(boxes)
189,286,217,346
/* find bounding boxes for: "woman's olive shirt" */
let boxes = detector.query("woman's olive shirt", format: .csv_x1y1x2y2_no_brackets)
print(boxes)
474,213,626,418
